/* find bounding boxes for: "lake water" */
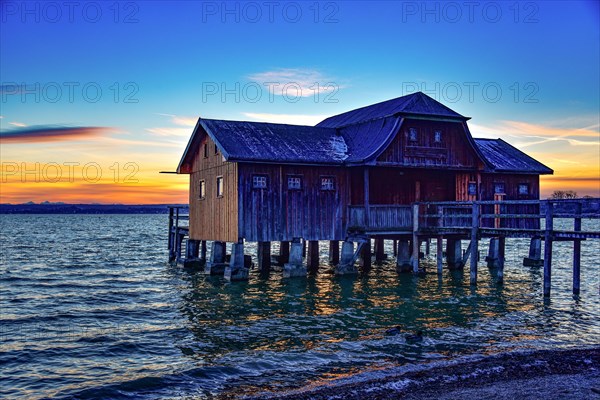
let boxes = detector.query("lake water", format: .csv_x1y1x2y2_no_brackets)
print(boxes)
1,214,598,399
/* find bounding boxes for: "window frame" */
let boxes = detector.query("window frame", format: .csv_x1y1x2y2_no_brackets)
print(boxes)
252,174,268,190
494,182,506,195
434,130,442,143
287,175,303,190
214,144,218,155
216,176,224,197
320,176,336,191
199,179,206,200
408,127,418,142
203,143,208,158
518,183,530,196
468,181,477,196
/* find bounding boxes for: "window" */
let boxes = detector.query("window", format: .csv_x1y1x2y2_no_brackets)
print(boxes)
199,180,206,199
518,183,529,195
287,175,302,190
494,183,505,194
409,128,418,142
203,144,208,158
252,174,268,189
320,176,335,191
214,144,218,154
468,182,477,195
434,130,442,143
216,176,224,197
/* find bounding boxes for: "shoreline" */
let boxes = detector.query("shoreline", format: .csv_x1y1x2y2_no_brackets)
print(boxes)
245,347,599,400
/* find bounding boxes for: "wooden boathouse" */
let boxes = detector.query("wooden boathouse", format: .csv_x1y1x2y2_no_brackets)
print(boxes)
169,92,598,296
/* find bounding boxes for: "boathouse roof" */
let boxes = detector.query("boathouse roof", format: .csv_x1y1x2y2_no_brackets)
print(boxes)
316,91,469,128
177,92,551,175
474,138,553,174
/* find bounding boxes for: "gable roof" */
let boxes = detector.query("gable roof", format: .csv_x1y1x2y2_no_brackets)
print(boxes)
475,138,553,174
317,92,468,128
177,93,551,175
177,119,345,172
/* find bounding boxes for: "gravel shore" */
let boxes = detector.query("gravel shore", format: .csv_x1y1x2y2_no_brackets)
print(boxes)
246,348,599,400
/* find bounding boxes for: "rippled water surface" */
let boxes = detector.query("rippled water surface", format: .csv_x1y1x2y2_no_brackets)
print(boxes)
1,214,599,399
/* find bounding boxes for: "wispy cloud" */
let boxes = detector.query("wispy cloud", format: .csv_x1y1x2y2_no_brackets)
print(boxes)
146,114,198,138
0,126,115,143
156,113,197,127
470,120,599,147
242,112,328,126
9,122,26,127
248,68,342,97
146,127,191,137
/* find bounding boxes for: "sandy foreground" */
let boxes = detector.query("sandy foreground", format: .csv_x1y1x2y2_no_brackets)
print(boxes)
243,348,599,400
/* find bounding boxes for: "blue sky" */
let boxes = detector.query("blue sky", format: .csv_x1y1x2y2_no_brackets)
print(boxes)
1,0,599,202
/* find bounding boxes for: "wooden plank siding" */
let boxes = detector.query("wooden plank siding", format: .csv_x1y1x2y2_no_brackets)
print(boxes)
188,136,238,242
238,164,350,242
376,119,479,168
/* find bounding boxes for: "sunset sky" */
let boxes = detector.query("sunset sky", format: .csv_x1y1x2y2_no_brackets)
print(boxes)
1,1,599,204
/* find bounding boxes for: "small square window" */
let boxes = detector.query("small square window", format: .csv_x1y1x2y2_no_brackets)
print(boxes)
409,128,418,142
199,180,206,199
434,130,442,143
216,176,224,197
320,176,335,191
518,183,529,195
468,182,477,195
203,144,208,158
287,175,302,190
494,183,505,194
252,174,268,189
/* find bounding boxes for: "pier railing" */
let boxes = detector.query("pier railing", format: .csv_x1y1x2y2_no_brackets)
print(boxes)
347,199,600,238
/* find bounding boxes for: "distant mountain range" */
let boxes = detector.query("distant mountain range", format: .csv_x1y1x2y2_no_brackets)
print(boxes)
0,203,188,214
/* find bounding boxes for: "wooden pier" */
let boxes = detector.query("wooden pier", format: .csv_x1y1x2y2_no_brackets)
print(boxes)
168,198,599,297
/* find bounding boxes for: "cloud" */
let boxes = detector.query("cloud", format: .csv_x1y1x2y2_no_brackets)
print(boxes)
248,68,342,97
470,120,599,147
0,126,114,144
156,113,197,127
146,127,191,137
242,112,329,126
9,122,26,127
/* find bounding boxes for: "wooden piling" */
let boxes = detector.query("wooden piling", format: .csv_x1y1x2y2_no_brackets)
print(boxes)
470,202,479,285
328,240,340,265
412,203,420,273
200,240,207,261
436,236,443,274
168,208,174,250
543,202,554,297
307,240,320,273
446,239,463,269
279,241,290,264
257,241,271,273
359,238,372,270
374,238,385,261
573,202,582,295
497,236,505,284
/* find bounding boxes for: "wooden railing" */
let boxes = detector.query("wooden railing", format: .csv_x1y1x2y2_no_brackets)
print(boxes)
347,205,412,231
347,199,600,236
